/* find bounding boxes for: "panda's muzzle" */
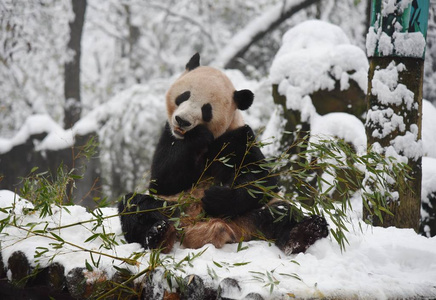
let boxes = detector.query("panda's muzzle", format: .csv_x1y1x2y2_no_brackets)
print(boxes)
175,116,191,128
173,116,192,138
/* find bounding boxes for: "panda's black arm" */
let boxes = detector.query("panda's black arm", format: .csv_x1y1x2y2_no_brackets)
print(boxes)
202,125,279,217
149,123,213,195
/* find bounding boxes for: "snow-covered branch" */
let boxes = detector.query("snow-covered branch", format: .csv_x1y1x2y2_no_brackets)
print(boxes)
213,0,321,69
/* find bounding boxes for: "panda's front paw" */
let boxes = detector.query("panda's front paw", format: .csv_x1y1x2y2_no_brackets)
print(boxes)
276,215,329,255
184,125,214,147
202,186,236,217
143,220,170,250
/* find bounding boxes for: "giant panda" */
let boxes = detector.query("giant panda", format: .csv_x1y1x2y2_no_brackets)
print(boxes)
118,53,328,255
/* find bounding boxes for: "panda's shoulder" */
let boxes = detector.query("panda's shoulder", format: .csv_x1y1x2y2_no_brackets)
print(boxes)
217,125,256,144
209,125,262,160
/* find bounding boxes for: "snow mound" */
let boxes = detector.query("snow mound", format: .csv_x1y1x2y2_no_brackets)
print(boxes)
270,20,368,96
276,20,350,57
311,112,366,154
263,20,368,156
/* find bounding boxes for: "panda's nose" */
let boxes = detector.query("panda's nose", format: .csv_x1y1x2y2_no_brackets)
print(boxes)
175,116,191,128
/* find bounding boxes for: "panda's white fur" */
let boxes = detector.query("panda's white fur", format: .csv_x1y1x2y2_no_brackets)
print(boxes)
166,66,246,139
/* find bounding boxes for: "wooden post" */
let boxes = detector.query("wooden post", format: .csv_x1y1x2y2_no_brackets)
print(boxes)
364,0,429,231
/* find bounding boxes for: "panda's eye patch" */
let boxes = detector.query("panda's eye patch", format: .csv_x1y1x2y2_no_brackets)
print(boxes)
202,103,212,122
175,91,191,106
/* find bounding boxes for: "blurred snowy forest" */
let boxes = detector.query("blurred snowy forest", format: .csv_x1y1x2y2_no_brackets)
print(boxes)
1,0,436,201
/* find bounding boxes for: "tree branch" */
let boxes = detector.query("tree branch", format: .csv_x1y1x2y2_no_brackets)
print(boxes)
213,0,321,69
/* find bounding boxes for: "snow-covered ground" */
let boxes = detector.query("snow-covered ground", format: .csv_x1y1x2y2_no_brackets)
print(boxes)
1,189,436,299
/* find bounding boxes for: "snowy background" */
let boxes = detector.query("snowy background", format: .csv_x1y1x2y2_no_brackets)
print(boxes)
1,1,436,299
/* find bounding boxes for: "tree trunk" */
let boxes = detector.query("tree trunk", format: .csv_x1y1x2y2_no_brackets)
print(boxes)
364,0,429,232
64,0,87,129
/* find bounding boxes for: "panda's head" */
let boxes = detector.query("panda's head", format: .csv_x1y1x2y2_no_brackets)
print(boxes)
166,53,254,139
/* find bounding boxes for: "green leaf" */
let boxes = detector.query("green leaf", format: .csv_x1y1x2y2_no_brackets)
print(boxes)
50,232,64,242
85,260,93,271
213,261,222,268
233,262,250,266
84,233,100,243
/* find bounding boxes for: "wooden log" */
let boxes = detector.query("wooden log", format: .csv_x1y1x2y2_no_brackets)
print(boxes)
181,274,205,300
217,277,241,300
8,251,30,288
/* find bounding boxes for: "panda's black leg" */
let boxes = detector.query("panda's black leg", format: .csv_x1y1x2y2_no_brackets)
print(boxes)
275,215,329,255
144,219,171,249
253,201,328,255
118,193,178,252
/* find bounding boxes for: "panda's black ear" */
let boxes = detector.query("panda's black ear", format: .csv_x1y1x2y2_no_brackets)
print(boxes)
186,53,200,71
234,89,254,110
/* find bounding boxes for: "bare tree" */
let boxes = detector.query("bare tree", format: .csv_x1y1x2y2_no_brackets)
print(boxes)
64,0,87,129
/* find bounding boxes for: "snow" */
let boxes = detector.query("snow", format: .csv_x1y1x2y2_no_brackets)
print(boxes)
394,32,427,57
269,20,368,128
214,0,309,68
261,105,287,157
1,190,436,299
366,0,426,58
0,113,96,155
270,20,368,92
367,61,423,164
263,20,369,157
422,156,436,205
310,113,367,154
370,62,414,110
423,100,436,158
0,115,74,154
